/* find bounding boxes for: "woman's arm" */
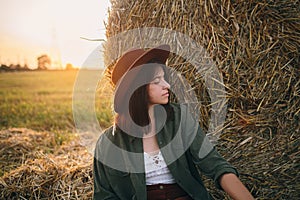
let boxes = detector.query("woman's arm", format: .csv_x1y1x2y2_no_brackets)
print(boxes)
93,133,120,200
220,173,254,200
93,157,120,200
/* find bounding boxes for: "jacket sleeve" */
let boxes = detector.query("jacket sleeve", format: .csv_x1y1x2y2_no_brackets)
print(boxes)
189,125,239,189
179,104,238,190
93,136,120,200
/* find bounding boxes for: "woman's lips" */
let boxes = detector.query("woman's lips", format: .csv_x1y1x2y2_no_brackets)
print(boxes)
163,92,169,97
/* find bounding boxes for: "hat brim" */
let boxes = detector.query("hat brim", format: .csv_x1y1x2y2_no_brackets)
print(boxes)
113,44,170,113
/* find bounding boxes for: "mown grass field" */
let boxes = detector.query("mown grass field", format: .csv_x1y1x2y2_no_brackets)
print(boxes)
0,70,113,132
0,70,114,199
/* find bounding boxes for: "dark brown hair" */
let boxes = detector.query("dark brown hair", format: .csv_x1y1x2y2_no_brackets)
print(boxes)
115,60,173,135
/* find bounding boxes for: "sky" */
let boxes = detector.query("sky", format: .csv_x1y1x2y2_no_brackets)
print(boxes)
0,0,110,69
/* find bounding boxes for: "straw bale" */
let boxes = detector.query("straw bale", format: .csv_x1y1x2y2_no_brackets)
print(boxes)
104,0,300,199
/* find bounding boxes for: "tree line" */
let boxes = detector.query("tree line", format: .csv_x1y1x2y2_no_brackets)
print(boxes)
0,54,77,72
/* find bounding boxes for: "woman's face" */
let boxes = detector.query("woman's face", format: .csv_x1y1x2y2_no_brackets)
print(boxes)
147,66,170,106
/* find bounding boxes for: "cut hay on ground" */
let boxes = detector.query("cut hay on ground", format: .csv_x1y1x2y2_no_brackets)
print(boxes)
0,128,93,200
103,0,300,199
0,128,57,176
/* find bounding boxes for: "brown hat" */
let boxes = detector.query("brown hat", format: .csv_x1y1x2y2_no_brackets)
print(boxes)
111,44,170,113
111,44,170,86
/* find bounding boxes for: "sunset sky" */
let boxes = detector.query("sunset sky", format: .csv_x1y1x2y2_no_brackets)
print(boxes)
0,0,110,69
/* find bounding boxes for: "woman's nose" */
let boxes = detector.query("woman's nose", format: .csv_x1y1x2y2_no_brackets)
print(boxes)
162,79,170,89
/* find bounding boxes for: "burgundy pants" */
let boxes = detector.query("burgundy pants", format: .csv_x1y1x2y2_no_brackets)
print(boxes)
146,183,193,200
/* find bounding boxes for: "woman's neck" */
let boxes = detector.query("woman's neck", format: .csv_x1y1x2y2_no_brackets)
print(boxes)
148,105,155,121
146,105,156,136
143,105,160,153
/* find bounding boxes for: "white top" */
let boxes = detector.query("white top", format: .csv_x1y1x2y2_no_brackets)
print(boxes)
144,151,176,185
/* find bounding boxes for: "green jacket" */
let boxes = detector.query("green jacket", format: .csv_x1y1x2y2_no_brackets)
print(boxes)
93,103,238,200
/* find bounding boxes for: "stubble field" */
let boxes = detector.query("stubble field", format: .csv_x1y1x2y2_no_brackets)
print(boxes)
0,70,112,199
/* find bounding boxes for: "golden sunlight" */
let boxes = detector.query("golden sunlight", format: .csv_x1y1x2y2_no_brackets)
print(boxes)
0,0,110,69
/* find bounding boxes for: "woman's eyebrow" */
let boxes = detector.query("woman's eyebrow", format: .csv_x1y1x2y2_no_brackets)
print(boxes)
153,73,165,79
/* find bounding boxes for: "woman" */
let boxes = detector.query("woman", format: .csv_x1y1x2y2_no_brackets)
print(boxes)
93,44,254,200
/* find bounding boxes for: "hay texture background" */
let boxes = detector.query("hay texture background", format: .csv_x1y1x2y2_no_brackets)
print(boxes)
0,128,93,199
104,0,300,199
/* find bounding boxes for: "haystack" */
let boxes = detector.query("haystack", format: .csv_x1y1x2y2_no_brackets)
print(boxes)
103,0,300,199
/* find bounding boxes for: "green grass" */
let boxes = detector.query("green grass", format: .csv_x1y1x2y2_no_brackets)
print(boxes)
0,70,113,132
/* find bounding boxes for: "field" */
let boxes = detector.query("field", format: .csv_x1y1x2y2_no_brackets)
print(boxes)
0,70,113,131
0,70,113,199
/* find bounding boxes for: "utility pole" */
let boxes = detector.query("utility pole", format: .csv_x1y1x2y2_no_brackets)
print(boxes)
51,26,63,69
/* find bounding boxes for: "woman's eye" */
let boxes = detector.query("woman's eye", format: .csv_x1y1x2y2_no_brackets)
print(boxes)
152,78,160,84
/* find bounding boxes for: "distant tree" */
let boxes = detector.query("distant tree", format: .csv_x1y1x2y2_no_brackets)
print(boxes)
23,64,30,70
9,64,16,70
37,54,51,70
15,64,22,70
0,64,10,71
65,63,74,70
0,63,31,72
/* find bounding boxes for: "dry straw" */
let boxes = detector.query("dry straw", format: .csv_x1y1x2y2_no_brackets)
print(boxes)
0,128,93,199
104,0,299,199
